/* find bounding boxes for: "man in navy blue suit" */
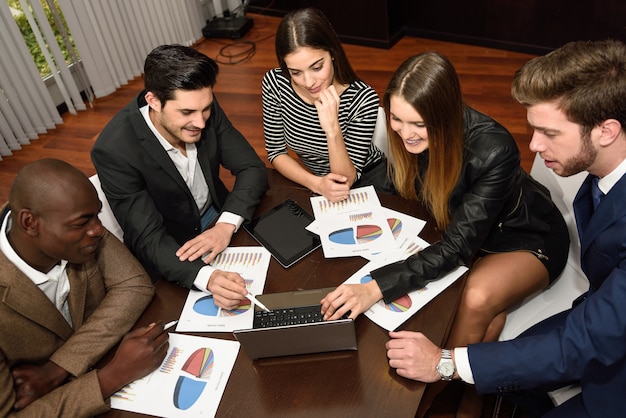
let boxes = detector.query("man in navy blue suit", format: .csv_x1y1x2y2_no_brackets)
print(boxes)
385,39,626,418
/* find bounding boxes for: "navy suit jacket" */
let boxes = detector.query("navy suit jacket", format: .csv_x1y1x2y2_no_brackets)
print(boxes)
91,92,267,288
467,173,626,418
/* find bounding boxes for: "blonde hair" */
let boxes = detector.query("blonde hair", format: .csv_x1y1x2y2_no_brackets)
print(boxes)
384,52,464,229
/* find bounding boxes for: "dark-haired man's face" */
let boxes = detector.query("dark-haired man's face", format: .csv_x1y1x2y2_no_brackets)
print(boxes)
146,87,214,147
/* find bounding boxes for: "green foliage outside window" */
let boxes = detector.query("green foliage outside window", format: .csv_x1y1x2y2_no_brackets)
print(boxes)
8,0,76,78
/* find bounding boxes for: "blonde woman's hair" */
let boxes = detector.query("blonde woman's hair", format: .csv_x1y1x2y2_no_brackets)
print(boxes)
383,52,464,229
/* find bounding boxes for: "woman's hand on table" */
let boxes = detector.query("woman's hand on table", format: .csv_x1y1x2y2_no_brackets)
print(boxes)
321,280,383,320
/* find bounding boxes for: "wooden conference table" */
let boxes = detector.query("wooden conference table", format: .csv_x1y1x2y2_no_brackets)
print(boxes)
102,169,465,418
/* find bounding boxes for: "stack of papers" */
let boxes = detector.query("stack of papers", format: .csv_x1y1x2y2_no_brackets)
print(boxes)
308,186,468,330
307,186,426,259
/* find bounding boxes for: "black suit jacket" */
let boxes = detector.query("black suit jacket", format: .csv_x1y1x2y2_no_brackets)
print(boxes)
91,91,267,287
372,108,567,302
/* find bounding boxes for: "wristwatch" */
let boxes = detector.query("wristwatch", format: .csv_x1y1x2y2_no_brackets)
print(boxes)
436,349,456,381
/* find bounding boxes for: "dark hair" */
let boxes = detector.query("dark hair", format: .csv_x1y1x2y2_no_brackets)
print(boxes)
275,8,358,85
512,39,626,136
383,52,464,229
143,44,219,106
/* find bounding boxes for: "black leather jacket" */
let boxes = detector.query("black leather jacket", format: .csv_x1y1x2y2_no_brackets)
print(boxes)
372,107,566,303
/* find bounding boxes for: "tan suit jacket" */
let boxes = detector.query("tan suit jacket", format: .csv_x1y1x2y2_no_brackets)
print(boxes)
0,205,154,417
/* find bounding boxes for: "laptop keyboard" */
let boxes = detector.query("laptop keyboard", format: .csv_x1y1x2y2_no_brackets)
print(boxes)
253,305,324,328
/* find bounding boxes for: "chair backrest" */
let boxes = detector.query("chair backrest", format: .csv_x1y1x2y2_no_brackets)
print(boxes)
372,106,392,162
499,153,588,341
89,174,124,242
529,153,587,276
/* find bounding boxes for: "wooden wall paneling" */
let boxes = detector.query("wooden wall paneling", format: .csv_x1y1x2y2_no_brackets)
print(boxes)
248,0,404,48
251,0,626,54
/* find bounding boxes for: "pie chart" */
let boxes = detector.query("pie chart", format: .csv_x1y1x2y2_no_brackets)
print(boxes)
360,274,412,311
172,347,215,410
173,376,206,410
193,295,251,317
387,218,402,239
181,347,214,379
329,225,383,245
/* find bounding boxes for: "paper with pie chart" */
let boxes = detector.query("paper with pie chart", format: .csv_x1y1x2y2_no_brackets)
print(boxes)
309,186,427,259
176,246,271,332
318,214,397,258
310,186,397,258
361,207,427,261
342,237,468,330
111,333,239,417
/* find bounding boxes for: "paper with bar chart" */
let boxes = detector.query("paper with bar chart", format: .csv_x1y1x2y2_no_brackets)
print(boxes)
343,236,468,330
111,333,239,418
176,246,271,332
311,185,381,219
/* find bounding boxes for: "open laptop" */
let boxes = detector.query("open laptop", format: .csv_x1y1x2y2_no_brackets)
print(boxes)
233,287,357,360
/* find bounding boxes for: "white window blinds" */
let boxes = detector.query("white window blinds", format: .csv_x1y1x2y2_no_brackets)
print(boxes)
0,0,205,160
57,0,205,98
0,1,63,160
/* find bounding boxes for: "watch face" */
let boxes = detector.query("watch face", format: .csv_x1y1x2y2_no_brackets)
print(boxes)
439,362,455,376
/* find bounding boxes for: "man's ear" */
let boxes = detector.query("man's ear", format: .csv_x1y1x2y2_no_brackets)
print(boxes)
145,91,161,112
598,119,623,147
17,209,39,237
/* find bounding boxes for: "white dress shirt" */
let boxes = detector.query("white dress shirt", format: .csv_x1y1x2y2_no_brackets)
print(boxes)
141,105,244,292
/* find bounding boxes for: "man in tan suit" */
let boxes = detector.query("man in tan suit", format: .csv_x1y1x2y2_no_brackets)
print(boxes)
0,159,169,417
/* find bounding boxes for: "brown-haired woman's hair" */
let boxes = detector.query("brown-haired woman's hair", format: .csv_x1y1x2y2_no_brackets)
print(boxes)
383,52,464,229
274,7,359,85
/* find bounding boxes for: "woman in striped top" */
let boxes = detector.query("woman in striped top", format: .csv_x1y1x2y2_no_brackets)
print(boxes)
262,8,390,202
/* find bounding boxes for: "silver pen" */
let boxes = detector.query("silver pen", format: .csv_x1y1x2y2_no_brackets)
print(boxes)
246,292,271,312
163,320,178,331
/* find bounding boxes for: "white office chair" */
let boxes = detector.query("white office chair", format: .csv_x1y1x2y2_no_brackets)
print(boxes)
498,153,587,406
372,106,392,162
89,174,124,242
499,153,588,341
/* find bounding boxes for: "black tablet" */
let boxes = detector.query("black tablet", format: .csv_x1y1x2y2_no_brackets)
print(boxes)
243,199,321,268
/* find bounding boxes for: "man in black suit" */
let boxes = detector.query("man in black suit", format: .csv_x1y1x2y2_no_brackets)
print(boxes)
92,45,267,309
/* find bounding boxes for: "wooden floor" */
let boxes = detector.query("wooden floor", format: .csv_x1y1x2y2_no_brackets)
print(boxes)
0,12,536,203
0,13,536,417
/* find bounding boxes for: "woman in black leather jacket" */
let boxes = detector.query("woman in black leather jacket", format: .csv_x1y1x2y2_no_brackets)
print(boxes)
321,52,569,347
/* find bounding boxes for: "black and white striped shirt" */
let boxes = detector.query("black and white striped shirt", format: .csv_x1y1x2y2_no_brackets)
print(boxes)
262,68,384,177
